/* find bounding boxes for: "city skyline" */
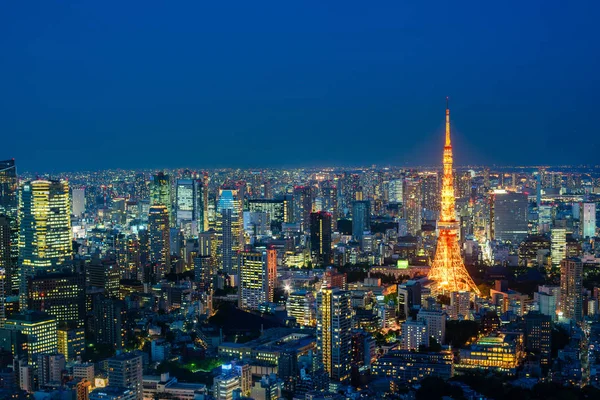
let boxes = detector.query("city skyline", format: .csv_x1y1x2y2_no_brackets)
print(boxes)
2,2,600,171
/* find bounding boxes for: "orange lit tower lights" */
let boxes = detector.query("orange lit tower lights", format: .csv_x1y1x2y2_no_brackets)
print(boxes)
427,99,480,295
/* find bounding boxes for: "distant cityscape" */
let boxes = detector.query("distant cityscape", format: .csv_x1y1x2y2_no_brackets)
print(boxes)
0,104,600,400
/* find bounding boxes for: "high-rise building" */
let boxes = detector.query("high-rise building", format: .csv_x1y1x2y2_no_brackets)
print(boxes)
19,180,72,308
581,203,596,239
400,320,427,350
247,199,285,233
38,353,65,387
551,228,566,268
448,291,471,320
213,371,240,400
92,297,127,350
72,188,86,217
560,258,583,323
403,178,422,235
524,312,551,366
417,309,447,345
106,352,143,400
286,290,316,327
87,257,120,298
388,179,403,204
397,281,421,321
0,160,18,296
148,205,171,279
427,102,479,295
57,326,85,361
175,178,204,236
320,181,339,226
422,173,440,219
216,189,243,275
4,311,58,368
293,186,312,232
351,200,371,244
309,212,332,267
238,248,277,311
27,272,85,327
316,288,352,382
150,172,173,227
492,190,528,244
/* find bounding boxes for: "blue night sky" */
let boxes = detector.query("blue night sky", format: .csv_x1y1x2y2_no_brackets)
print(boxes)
1,1,599,172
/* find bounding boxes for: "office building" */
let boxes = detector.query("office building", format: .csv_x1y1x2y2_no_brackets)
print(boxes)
247,199,285,233
372,350,453,382
310,211,332,267
148,205,171,279
397,281,421,321
57,326,85,361
388,179,403,204
92,297,127,350
293,186,313,233
458,334,523,375
72,188,86,217
107,352,143,400
492,190,528,244
175,178,204,236
38,353,65,387
213,371,240,400
27,272,85,327
286,290,316,327
560,258,583,322
351,200,370,244
422,173,440,218
216,189,243,275
238,248,277,311
524,312,551,366
87,257,120,299
536,285,560,322
417,308,446,344
403,178,422,235
551,228,566,268
89,386,136,400
19,180,72,308
0,160,18,295
448,291,470,320
316,288,352,382
400,320,427,350
581,202,596,239
4,311,58,368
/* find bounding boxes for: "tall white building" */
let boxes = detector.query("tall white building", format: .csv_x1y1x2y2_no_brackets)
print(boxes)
417,309,447,344
388,179,403,204
581,203,596,239
551,228,566,268
107,352,143,400
448,291,470,320
72,188,86,217
401,320,427,350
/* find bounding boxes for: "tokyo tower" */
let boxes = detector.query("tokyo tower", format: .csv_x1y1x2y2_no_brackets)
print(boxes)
427,99,480,295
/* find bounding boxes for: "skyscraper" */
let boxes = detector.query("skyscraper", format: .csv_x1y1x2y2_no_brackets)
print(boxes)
551,228,566,269
427,101,479,295
492,190,528,244
0,160,18,295
403,178,422,236
150,172,173,226
387,179,403,204
560,258,583,323
310,211,332,267
293,186,312,232
422,173,440,219
351,200,371,244
71,188,86,217
19,180,72,308
216,189,243,275
106,352,143,400
148,205,171,279
238,248,277,311
175,178,204,236
27,272,85,328
581,203,596,239
316,288,352,382
4,311,58,368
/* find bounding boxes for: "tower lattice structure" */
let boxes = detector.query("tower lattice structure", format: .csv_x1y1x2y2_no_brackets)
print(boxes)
427,99,480,295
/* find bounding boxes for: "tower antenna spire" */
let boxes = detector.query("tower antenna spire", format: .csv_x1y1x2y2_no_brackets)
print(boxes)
445,97,451,146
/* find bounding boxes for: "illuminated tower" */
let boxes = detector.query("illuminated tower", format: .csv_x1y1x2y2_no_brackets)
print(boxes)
427,100,479,295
